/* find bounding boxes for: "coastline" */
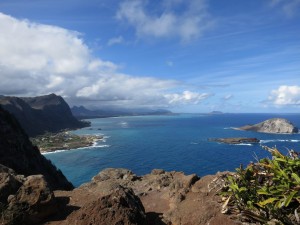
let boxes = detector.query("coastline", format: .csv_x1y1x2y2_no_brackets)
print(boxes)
31,131,104,153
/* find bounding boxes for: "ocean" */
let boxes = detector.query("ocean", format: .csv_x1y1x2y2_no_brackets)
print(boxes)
44,113,300,187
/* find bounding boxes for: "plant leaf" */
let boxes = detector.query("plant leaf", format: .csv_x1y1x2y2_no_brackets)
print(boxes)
258,197,277,206
292,173,300,184
284,191,297,207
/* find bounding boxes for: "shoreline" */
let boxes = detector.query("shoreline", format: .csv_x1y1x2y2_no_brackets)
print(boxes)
31,131,104,153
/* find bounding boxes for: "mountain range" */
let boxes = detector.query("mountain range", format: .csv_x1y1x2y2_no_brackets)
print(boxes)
71,105,172,119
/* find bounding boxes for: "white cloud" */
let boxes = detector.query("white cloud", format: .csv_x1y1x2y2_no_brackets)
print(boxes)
223,94,233,100
116,0,213,42
268,85,300,105
107,36,124,46
0,12,209,109
269,0,300,17
164,91,212,105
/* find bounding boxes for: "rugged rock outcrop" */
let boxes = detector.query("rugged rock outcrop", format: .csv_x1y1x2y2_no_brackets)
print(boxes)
238,118,298,134
0,94,89,137
210,137,260,144
0,165,58,225
44,168,240,225
0,106,73,190
66,186,146,225
1,163,240,224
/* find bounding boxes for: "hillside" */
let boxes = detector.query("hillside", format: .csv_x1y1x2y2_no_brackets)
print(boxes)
0,106,73,190
0,94,89,137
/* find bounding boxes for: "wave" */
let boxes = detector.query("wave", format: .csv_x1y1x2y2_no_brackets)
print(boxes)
190,142,199,145
119,121,129,128
260,139,300,144
80,142,110,149
101,136,110,143
41,142,111,155
42,149,69,155
223,127,235,130
96,144,110,148
236,143,253,146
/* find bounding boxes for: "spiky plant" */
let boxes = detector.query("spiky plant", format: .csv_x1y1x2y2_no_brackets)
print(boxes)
221,147,300,224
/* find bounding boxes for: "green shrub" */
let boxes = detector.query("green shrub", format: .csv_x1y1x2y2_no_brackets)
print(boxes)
221,147,300,224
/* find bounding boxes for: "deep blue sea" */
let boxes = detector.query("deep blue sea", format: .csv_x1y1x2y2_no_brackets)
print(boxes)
44,113,300,187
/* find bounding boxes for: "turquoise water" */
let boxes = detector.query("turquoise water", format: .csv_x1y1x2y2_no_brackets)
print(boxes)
44,113,300,187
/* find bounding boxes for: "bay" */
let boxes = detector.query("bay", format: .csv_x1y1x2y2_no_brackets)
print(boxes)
44,113,300,187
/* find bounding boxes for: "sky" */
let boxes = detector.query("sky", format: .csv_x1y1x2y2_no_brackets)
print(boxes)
0,0,299,113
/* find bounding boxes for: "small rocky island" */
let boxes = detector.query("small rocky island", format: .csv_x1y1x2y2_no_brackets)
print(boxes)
210,137,260,144
237,118,298,134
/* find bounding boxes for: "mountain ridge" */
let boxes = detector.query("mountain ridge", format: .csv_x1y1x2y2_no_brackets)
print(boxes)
71,105,173,119
0,94,89,137
0,106,73,191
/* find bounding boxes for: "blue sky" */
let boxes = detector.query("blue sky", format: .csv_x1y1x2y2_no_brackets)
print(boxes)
0,0,299,112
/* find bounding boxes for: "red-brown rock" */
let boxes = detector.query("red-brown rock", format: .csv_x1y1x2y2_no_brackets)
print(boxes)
66,186,146,225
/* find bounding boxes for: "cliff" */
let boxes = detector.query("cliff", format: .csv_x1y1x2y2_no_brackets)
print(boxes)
238,118,298,134
0,106,73,191
0,94,89,137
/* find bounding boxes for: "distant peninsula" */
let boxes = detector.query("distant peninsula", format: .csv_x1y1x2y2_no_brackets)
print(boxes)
31,132,103,153
237,118,298,134
209,111,223,114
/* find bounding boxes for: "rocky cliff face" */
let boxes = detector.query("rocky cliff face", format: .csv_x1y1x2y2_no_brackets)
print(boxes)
0,106,73,191
0,94,89,137
238,118,298,134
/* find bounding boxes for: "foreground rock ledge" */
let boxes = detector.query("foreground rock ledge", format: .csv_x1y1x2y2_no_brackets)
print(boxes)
1,167,244,225
237,118,298,134
41,168,241,225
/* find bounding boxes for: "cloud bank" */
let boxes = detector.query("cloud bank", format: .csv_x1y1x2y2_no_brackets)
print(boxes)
0,12,210,109
268,85,300,105
116,0,213,42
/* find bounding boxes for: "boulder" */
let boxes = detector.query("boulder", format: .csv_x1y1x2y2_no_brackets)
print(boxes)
66,186,146,225
0,168,22,204
2,175,57,225
238,118,298,134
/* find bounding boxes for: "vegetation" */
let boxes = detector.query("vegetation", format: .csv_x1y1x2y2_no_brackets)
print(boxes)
221,146,300,224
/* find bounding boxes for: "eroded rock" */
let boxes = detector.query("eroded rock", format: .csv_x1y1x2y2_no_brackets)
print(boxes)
1,174,57,225
66,186,146,225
